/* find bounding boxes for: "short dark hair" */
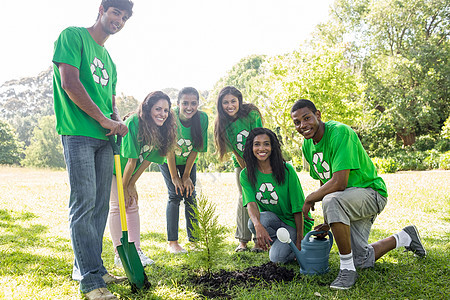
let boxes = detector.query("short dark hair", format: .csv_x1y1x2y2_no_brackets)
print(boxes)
291,99,317,114
101,0,134,17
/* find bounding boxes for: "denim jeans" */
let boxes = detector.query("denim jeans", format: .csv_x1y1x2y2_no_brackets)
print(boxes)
62,135,113,293
159,163,198,242
248,211,297,263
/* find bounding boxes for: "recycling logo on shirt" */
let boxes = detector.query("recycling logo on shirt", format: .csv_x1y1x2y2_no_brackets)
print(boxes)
90,57,109,87
175,138,193,158
236,130,249,152
139,145,151,163
312,152,331,180
255,183,279,205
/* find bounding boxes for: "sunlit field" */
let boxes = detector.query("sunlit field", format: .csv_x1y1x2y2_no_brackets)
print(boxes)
0,166,449,299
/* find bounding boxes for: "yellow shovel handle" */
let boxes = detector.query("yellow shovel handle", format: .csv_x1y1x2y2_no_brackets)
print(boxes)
114,154,128,232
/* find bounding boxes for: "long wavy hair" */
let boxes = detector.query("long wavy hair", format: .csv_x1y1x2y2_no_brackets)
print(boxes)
124,91,177,156
243,127,287,189
178,87,203,149
214,86,262,160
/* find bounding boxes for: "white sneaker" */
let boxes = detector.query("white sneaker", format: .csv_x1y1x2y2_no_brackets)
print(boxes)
114,254,122,268
137,249,154,266
85,287,117,300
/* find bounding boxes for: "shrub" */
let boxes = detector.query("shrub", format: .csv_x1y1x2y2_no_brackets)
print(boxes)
439,151,450,170
372,157,399,173
423,149,441,170
435,138,450,152
391,150,428,171
414,135,438,151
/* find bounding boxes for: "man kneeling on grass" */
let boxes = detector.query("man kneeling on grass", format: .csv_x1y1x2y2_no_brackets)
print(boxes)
290,99,426,290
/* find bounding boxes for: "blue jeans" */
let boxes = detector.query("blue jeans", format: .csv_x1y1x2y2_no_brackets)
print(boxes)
248,211,297,263
159,163,198,242
62,135,113,293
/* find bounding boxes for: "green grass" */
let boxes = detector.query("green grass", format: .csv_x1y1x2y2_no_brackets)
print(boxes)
0,166,449,299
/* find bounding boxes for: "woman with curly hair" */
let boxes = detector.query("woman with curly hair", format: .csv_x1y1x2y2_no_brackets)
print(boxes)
109,91,177,267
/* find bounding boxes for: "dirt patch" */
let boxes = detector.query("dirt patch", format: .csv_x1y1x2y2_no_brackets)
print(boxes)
192,262,296,299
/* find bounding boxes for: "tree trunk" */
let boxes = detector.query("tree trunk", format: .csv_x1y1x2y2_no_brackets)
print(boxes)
397,130,416,146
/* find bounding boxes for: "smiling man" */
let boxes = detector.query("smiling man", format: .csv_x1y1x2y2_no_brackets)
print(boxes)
52,1,133,299
290,99,426,290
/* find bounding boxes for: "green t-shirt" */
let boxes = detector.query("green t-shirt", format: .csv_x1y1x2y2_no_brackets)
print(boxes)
52,27,117,140
113,114,165,176
225,110,263,167
171,107,209,165
302,121,388,197
240,162,313,232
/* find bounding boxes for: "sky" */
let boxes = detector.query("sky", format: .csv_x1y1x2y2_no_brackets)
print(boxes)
1,0,333,100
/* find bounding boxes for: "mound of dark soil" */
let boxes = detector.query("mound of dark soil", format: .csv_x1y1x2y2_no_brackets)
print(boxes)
192,262,296,298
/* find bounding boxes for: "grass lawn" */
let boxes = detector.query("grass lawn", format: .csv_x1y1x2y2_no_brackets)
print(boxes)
0,166,449,299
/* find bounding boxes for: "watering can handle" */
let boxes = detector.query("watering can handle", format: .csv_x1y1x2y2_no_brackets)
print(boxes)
304,230,334,251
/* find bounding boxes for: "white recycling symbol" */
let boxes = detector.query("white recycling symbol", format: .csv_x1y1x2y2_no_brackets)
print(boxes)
255,182,279,205
175,138,193,158
90,57,109,87
236,130,249,152
139,145,151,163
312,152,330,180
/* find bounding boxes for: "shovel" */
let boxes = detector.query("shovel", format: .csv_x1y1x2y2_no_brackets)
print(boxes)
109,135,151,292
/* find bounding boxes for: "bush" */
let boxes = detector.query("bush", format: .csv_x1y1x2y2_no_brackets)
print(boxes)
391,150,428,171
435,138,450,152
439,151,450,170
414,135,438,151
423,149,441,170
372,157,399,173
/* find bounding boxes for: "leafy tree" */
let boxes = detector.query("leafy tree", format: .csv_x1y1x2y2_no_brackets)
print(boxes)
115,94,139,119
322,0,450,147
0,119,23,165
22,115,65,169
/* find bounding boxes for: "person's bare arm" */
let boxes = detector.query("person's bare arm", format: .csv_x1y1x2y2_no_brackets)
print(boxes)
59,63,127,136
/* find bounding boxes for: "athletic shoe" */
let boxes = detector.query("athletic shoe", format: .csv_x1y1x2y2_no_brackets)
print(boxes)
85,287,117,300
102,273,127,285
403,225,427,257
168,245,187,254
137,249,155,266
330,269,358,290
114,254,122,268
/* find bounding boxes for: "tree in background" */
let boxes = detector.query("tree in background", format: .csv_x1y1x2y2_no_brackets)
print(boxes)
0,119,23,165
115,94,139,119
323,0,449,151
22,115,65,169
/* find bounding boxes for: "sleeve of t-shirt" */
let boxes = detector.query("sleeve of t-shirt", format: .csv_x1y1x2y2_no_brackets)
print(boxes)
121,117,140,159
240,169,256,208
287,163,305,214
330,126,361,173
144,148,165,164
52,27,82,68
112,62,117,96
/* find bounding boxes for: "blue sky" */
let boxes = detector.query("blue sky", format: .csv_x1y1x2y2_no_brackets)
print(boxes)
1,0,333,100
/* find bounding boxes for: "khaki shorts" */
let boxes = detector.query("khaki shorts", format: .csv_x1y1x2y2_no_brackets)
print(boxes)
322,187,387,268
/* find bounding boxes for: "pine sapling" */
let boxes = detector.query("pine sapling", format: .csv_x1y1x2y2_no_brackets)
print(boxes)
190,194,226,277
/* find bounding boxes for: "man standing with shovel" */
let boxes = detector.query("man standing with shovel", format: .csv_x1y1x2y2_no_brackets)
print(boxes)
52,1,133,299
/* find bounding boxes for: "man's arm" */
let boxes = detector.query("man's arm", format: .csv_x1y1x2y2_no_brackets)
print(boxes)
294,212,304,250
302,169,350,220
59,63,128,136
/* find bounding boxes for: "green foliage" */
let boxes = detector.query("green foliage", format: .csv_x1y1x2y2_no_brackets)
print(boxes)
115,94,139,118
423,149,441,170
372,157,399,173
414,134,438,151
22,115,65,169
0,119,23,165
439,151,450,170
189,194,227,276
441,115,450,139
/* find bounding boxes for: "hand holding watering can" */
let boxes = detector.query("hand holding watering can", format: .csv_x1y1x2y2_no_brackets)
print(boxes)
277,225,333,275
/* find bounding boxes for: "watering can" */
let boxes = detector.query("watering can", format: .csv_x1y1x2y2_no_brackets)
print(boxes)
277,228,333,275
